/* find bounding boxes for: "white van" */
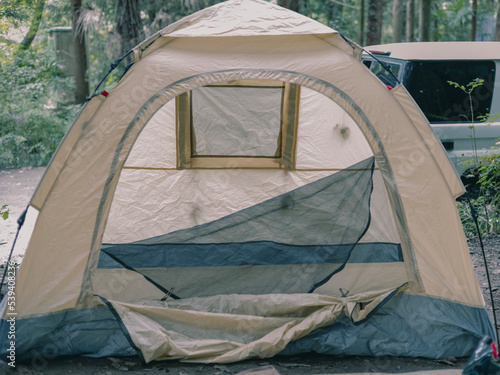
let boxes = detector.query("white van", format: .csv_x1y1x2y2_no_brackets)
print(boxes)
362,42,500,176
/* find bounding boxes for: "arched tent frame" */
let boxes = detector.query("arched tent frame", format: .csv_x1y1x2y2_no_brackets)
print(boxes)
72,68,423,307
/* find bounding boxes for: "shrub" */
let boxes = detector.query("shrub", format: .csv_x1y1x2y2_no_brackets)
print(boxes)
477,154,500,208
0,205,8,220
0,44,79,168
458,153,500,237
0,107,76,168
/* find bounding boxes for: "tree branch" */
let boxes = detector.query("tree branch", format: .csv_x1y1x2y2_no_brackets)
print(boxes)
19,0,46,50
0,36,18,45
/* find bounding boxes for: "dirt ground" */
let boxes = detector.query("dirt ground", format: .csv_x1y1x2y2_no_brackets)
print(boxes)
0,167,499,374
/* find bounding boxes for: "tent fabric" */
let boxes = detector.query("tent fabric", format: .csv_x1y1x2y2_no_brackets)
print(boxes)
390,85,465,198
1,293,494,363
283,294,496,359
101,288,407,364
133,0,361,61
30,95,105,210
0,0,495,365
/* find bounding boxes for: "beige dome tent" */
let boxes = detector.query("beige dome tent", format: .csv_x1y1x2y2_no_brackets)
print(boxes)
0,0,495,364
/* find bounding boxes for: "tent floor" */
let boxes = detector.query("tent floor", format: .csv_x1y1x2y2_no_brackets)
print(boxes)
2,352,468,374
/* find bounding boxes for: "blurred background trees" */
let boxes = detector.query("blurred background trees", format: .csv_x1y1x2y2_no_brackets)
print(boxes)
2,0,500,101
1,0,500,168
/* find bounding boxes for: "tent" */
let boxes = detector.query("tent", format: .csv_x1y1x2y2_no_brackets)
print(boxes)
0,0,496,364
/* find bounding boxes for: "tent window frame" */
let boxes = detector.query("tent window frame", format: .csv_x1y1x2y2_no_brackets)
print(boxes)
176,80,300,169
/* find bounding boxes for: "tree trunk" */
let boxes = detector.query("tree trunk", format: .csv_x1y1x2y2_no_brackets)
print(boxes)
366,0,383,45
470,0,477,41
406,0,415,42
392,0,403,43
71,0,89,104
359,0,365,45
325,0,335,21
115,0,143,57
278,0,300,12
330,0,344,21
495,1,500,41
19,0,45,50
419,0,431,41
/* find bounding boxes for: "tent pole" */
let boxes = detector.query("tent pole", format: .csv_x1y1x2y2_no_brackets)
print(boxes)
0,207,27,299
467,195,500,352
86,49,134,101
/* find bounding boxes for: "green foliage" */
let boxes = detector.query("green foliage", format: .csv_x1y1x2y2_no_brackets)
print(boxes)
1,47,66,109
434,0,496,41
0,255,22,271
477,154,500,208
447,78,485,94
457,198,500,238
0,0,34,34
458,153,500,238
448,78,500,237
477,112,500,124
435,0,470,40
0,109,73,168
447,78,485,165
0,44,78,168
0,205,9,220
302,0,363,43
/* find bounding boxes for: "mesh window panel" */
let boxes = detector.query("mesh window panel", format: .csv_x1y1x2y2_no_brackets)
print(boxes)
191,86,282,157
100,157,375,298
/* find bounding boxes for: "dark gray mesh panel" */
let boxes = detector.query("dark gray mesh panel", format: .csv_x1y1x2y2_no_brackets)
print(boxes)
100,157,375,298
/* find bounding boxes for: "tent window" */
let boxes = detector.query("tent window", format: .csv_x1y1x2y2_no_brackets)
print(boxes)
176,80,300,169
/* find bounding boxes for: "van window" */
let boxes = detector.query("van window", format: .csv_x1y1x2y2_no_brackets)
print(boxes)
404,60,495,123
368,60,402,88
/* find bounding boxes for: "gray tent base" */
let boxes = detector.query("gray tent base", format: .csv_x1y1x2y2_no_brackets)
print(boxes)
1,294,494,363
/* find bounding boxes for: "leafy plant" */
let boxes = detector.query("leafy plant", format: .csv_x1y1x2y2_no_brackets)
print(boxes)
477,154,500,208
458,197,500,238
0,108,74,168
448,79,500,237
458,153,500,237
447,78,485,165
477,112,500,124
0,44,78,168
0,205,8,220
